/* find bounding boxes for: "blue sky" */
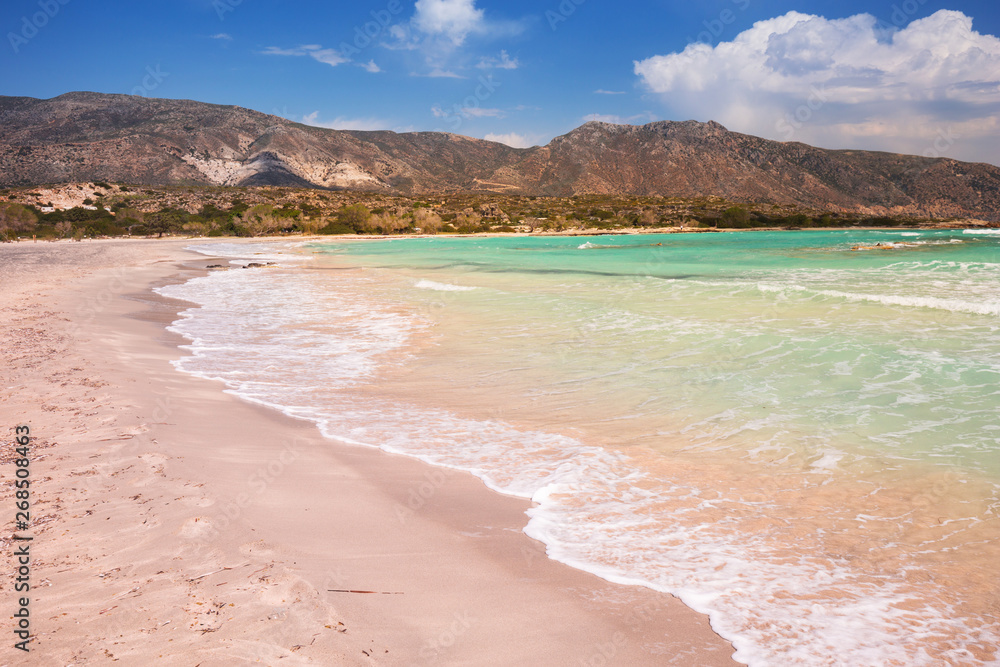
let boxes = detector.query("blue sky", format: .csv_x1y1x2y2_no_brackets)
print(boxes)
2,0,999,163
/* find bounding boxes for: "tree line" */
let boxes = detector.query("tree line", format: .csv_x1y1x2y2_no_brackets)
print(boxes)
0,197,927,242
0,201,471,241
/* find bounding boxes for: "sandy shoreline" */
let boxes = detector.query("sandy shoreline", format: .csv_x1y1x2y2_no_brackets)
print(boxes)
1,238,737,665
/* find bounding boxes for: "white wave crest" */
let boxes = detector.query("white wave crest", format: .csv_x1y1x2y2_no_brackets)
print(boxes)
415,279,477,292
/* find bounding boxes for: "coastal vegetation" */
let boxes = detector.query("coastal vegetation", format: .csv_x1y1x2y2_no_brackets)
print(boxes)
0,182,989,241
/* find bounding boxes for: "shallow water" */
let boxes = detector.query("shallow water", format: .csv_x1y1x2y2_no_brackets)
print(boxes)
160,231,1000,665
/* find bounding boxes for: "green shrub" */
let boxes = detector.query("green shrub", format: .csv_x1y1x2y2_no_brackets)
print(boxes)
0,202,38,238
783,213,812,227
317,222,356,235
337,204,371,233
720,206,750,227
146,209,188,237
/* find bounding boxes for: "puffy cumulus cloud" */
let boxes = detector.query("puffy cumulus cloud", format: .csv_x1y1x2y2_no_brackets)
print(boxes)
483,132,535,148
634,10,1000,164
414,0,485,46
391,1,526,75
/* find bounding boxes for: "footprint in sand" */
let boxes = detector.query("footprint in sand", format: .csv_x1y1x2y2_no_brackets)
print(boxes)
178,516,215,539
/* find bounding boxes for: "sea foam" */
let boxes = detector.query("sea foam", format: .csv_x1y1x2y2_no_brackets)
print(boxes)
155,238,1000,667
415,279,478,291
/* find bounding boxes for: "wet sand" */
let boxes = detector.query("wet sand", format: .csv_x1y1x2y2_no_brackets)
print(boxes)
0,238,737,665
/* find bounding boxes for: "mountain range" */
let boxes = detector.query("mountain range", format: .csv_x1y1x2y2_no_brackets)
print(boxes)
2,91,999,219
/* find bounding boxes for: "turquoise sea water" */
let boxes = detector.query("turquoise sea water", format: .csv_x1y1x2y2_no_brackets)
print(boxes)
160,230,1000,665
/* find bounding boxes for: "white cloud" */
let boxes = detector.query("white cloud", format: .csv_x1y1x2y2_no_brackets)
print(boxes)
261,44,348,68
390,1,526,76
425,68,465,78
261,46,307,57
483,132,535,148
477,50,519,70
359,60,382,73
582,112,656,125
594,89,625,95
301,112,388,131
310,48,349,67
414,0,485,46
386,24,414,48
583,114,627,124
433,105,504,119
634,10,1000,163
210,33,233,41
462,107,504,118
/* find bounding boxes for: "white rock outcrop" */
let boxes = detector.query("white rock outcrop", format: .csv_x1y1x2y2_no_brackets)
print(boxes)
179,152,387,189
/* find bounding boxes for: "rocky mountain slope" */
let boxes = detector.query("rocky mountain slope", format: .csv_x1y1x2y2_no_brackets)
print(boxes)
2,92,999,218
